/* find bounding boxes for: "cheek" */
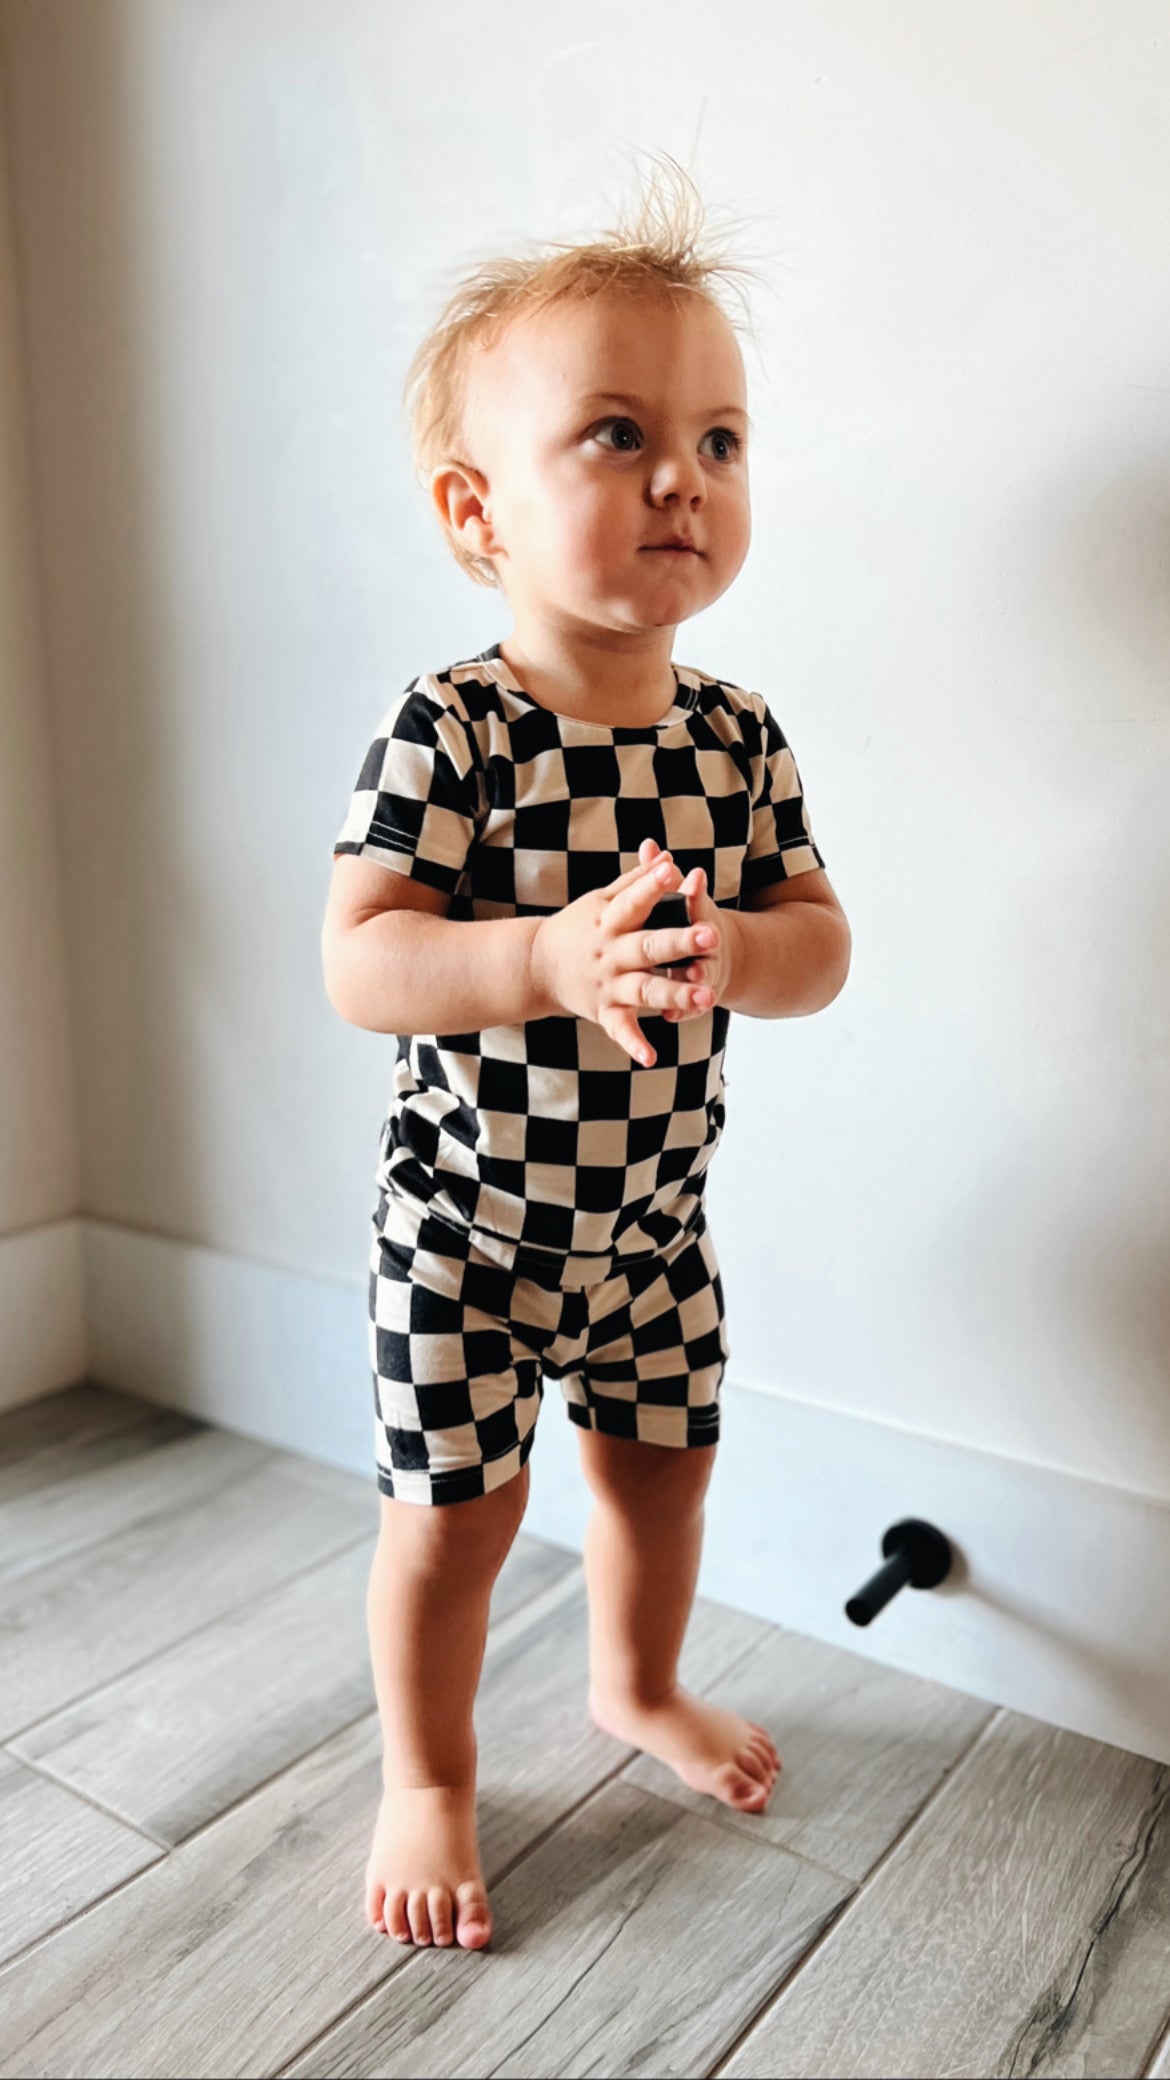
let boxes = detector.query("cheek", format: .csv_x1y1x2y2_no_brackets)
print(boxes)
555,486,631,565
713,493,751,571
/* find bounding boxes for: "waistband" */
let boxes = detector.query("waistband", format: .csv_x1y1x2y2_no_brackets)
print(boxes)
372,1184,707,1290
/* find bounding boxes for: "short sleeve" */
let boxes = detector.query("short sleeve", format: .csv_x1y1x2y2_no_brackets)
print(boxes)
332,680,484,898
740,694,826,898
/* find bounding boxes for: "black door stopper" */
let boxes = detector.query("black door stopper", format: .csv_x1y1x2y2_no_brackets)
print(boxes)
845,1519,953,1627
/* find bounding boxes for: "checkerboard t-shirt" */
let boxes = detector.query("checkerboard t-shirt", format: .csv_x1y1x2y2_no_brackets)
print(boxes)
333,644,826,1280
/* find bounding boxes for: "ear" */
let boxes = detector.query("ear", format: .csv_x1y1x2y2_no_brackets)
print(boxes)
430,461,502,561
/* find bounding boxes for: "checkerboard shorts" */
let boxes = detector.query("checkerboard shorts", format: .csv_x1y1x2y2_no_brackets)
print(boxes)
367,1190,729,1505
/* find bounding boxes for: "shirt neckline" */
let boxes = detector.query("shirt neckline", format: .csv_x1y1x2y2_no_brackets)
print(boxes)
472,643,699,733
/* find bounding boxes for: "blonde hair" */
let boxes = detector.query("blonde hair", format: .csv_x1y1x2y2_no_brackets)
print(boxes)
402,150,772,589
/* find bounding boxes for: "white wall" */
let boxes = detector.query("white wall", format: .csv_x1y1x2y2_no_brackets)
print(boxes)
1,0,1168,1743
0,72,86,1410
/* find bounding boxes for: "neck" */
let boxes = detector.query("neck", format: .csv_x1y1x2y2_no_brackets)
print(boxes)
497,621,679,726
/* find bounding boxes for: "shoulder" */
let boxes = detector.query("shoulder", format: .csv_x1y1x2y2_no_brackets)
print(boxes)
676,663,777,744
359,660,505,767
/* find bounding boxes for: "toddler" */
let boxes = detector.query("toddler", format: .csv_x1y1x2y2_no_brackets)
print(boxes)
322,158,851,1952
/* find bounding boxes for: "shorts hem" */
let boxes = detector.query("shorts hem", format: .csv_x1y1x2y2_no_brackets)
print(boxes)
565,1400,720,1448
375,1417,536,1506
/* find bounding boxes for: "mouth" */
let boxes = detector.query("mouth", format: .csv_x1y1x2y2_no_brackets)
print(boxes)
643,545,701,556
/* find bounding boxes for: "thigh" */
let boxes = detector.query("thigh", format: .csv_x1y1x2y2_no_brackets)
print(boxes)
367,1200,551,1507
560,1219,729,1449
576,1425,717,1515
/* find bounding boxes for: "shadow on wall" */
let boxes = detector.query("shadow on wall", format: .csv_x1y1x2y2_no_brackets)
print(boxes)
929,450,1170,1486
0,3,213,1370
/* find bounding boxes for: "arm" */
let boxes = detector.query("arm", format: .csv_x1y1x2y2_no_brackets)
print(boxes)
322,856,553,1032
722,869,851,1019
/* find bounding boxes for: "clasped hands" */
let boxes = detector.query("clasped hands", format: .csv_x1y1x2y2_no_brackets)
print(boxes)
530,835,734,1070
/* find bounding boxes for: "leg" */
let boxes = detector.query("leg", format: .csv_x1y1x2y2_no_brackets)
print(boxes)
366,1460,529,1949
578,1430,781,1811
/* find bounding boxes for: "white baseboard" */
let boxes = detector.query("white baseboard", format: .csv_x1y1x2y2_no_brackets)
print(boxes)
85,1216,374,1474
0,1217,87,1414
81,1215,1170,1767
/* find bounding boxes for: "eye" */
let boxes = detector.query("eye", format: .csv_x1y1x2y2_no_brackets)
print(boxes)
702,427,743,461
589,416,642,451
587,417,744,461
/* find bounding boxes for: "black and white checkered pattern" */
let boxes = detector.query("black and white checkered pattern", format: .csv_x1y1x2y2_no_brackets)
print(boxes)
334,643,825,1278
369,1181,729,1504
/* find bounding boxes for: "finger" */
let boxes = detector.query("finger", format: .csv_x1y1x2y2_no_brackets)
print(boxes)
604,849,673,898
658,958,712,984
608,1006,655,1068
618,927,716,977
679,867,704,913
617,967,716,1021
609,859,681,920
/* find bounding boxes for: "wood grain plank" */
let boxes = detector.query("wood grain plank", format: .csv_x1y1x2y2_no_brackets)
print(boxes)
719,1714,1170,2079
0,1381,164,1475
467,1578,771,1878
10,1532,580,1845
0,1455,377,1740
0,1751,162,1968
1146,2014,1170,2073
0,1424,270,1579
286,1781,851,2079
0,1583,770,2076
0,1712,390,2080
0,1404,206,1513
623,1621,993,1880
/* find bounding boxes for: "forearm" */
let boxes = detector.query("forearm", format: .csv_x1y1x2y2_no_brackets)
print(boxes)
325,910,552,1033
723,902,851,1019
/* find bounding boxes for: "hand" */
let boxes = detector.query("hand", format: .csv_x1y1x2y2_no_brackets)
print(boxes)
646,851,732,1025
531,838,722,1068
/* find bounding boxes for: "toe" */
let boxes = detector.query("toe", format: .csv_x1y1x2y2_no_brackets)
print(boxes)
366,1878,386,1930
429,1886,456,1947
406,1888,432,1945
740,1741,774,1785
718,1762,770,1809
385,1890,412,1944
743,1735,774,1775
751,1722,782,1765
455,1881,492,1949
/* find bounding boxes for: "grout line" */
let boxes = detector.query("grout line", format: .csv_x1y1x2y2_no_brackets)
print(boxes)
602,1616,913,1891
0,1526,376,1750
0,1547,591,1991
704,1705,1007,2079
163,1568,592,1865
1,1746,171,1854
276,1707,1003,2080
1141,2008,1170,2078
272,1611,865,2076
481,1559,587,1660
0,1442,281,1592
272,1745,645,2080
0,1846,173,1982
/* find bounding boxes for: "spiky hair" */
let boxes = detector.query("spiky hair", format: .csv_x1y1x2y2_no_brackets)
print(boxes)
402,150,768,588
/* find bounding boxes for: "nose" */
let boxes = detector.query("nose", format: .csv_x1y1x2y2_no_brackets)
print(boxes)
649,446,705,507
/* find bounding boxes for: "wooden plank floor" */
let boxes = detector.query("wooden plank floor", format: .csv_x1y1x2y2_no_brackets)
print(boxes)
1,1383,1169,2078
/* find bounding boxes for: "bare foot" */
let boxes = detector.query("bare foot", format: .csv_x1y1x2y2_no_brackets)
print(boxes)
588,1684,782,1812
365,1781,492,1949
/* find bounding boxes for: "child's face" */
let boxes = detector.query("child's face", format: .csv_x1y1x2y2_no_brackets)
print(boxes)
450,289,751,634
